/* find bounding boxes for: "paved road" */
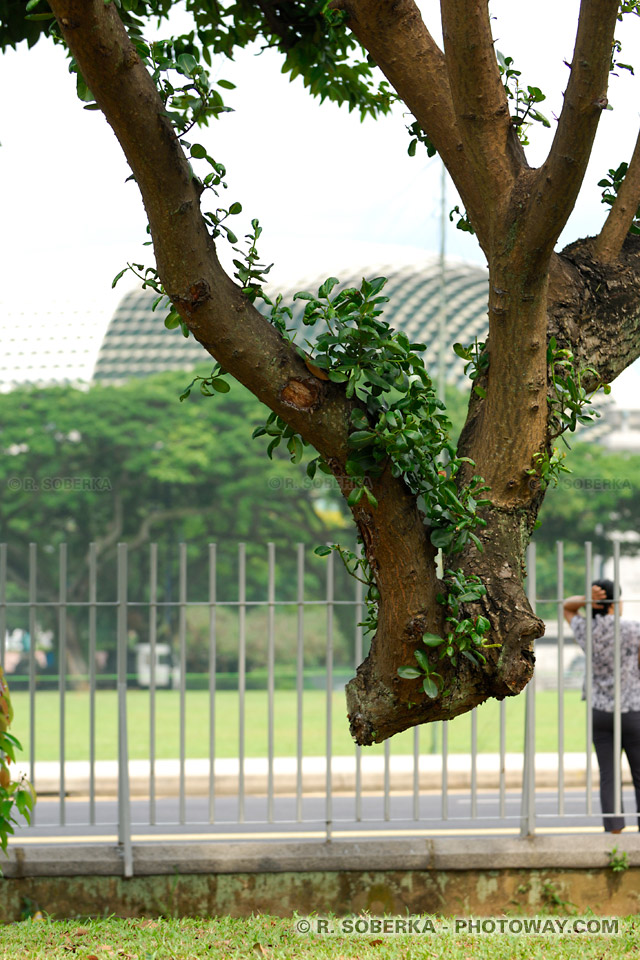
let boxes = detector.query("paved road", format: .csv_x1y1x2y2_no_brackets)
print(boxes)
13,788,640,840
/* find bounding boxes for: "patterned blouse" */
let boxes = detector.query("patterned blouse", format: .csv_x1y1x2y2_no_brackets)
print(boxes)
571,614,640,712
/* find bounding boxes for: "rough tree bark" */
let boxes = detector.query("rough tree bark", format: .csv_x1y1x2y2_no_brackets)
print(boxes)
47,0,640,745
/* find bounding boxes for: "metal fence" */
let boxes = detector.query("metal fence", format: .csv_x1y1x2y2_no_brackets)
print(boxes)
0,539,636,875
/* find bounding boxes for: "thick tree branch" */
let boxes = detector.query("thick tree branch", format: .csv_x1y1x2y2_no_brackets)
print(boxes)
49,0,354,467
548,234,640,385
49,0,451,739
593,130,640,264
336,0,490,245
440,0,525,246
526,0,620,255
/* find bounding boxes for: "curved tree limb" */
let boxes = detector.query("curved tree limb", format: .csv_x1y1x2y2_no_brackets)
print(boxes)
593,130,640,264
548,234,640,385
336,0,490,246
49,0,451,741
440,0,525,247
526,0,620,257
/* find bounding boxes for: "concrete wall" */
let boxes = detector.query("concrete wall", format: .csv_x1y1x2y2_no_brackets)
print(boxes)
2,837,640,922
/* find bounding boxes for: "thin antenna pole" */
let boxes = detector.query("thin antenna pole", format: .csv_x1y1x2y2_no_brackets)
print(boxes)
437,161,447,405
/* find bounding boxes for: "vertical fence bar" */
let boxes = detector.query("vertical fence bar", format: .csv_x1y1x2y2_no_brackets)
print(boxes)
441,721,448,820
58,543,67,826
556,540,565,816
28,543,36,819
613,541,622,821
267,543,276,823
354,545,363,823
499,700,506,818
117,543,133,878
179,543,187,825
296,544,304,822
520,541,537,837
384,739,391,821
471,708,478,820
238,543,246,823
413,725,420,822
88,543,97,825
325,548,334,841
149,544,158,826
585,542,593,816
0,544,6,671
208,544,217,824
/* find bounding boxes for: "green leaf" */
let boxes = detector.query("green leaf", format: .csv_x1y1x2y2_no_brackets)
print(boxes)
422,633,445,646
190,143,207,159
314,545,332,557
229,202,242,215
398,665,423,679
453,342,471,360
177,53,198,76
76,75,94,103
414,648,431,671
430,527,455,549
423,676,439,698
318,277,340,299
364,486,378,508
347,486,365,506
348,430,376,447
287,435,303,464
461,649,480,667
217,79,236,89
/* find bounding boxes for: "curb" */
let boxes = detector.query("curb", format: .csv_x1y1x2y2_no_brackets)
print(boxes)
5,834,640,877
15,753,625,798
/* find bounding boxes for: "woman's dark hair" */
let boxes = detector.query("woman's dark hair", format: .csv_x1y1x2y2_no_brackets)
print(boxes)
592,578,618,618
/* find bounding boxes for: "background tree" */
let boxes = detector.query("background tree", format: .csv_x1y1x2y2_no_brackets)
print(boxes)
0,372,349,678
3,0,640,743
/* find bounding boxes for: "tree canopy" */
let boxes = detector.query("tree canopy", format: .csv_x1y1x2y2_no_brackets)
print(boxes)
3,0,640,744
0,371,349,674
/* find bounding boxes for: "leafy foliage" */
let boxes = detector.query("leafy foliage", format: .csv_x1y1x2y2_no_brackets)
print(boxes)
4,0,395,121
0,668,35,862
497,50,550,145
406,118,437,159
546,336,611,442
453,339,489,399
448,205,476,235
398,570,496,696
290,276,491,554
599,163,640,234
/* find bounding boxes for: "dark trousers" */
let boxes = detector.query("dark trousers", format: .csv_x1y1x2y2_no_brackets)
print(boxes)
592,708,640,832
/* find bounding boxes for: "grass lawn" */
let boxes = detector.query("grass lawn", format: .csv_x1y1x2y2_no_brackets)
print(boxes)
0,916,636,959
9,688,590,762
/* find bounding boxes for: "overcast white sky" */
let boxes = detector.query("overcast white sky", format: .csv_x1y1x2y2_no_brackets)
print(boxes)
1,1,639,400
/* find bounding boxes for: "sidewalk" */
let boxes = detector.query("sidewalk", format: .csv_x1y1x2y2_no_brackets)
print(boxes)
13,752,627,797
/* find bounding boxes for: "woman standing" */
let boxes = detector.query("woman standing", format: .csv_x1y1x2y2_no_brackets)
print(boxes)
564,580,640,833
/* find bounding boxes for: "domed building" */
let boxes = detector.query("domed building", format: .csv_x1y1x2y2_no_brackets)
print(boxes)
93,255,489,389
92,254,615,443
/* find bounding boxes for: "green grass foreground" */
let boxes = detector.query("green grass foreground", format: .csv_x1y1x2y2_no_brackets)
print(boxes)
0,916,638,959
9,689,590,762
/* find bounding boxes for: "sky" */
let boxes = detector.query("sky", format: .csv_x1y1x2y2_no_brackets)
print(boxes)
0,0,639,401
